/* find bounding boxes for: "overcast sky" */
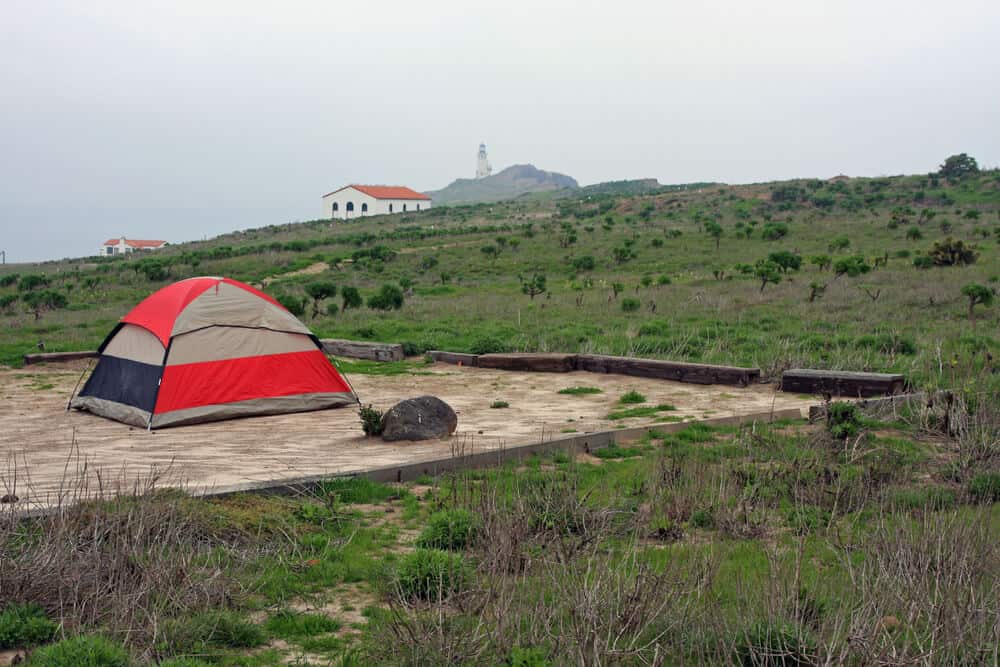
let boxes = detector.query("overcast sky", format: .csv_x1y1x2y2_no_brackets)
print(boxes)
2,1,998,262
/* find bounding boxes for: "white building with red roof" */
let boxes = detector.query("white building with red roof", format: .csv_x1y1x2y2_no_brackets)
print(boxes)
102,237,168,256
321,184,431,221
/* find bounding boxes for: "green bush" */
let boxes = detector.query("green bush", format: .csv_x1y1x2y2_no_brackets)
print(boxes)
416,509,478,550
26,635,130,667
735,621,816,667
470,335,508,355
158,660,213,667
395,549,469,600
490,400,510,409
760,222,788,240
690,508,715,529
0,603,58,649
340,286,362,309
358,404,384,436
621,297,640,312
276,294,306,317
367,284,404,310
619,390,647,404
968,472,1000,503
507,647,550,666
827,402,862,439
158,610,264,655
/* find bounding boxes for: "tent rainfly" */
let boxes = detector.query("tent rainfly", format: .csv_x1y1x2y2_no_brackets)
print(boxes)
70,277,357,428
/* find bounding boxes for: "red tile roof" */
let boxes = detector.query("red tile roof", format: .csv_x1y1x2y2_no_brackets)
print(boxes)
103,238,167,248
323,184,431,201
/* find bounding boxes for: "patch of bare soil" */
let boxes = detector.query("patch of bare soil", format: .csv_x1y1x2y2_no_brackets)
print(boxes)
290,582,381,635
260,262,329,286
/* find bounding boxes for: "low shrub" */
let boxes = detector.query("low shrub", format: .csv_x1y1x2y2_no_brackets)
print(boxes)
619,390,647,404
416,509,478,551
621,297,640,312
158,610,264,655
734,621,816,666
827,402,862,439
359,404,384,436
968,472,1000,503
26,635,130,667
395,549,469,600
689,508,715,529
490,400,510,409
469,335,508,355
0,603,58,648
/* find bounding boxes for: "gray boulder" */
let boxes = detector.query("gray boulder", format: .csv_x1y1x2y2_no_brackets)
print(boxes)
381,395,458,442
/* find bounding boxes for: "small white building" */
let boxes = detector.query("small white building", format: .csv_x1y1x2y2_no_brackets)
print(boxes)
321,185,431,221
101,237,167,256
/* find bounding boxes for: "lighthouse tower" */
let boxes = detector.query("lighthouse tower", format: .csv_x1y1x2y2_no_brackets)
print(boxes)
476,143,492,179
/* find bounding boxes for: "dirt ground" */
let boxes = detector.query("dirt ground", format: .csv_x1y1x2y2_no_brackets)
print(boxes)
0,361,815,507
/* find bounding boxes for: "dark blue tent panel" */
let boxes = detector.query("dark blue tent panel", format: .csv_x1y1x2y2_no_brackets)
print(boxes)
78,356,161,412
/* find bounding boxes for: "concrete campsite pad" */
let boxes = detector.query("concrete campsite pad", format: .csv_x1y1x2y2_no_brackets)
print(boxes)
0,361,816,507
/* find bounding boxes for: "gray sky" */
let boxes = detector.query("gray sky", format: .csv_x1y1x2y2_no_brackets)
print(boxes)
2,0,998,262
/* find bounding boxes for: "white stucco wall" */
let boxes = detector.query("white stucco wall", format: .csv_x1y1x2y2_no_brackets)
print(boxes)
321,187,432,220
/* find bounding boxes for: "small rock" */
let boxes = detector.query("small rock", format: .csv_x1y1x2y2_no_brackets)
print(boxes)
381,396,458,442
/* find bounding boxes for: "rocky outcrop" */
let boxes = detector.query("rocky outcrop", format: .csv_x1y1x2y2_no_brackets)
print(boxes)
381,396,458,442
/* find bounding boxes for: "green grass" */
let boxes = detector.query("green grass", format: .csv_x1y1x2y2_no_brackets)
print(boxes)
557,386,603,395
315,477,402,504
607,403,677,420
618,390,647,404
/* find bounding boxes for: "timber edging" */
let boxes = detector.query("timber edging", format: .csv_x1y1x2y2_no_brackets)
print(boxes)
781,369,906,398
198,407,807,499
23,351,99,365
429,351,760,386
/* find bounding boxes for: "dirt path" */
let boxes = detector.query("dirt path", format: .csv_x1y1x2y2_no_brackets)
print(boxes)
0,362,814,507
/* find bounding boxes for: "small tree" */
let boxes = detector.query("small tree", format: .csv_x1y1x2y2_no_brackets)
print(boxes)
937,153,979,179
704,221,723,250
754,259,782,293
277,294,306,317
808,282,827,302
341,286,362,310
18,274,49,292
961,283,993,320
833,255,870,279
828,236,850,252
480,244,500,265
23,289,68,320
304,281,337,318
367,284,405,310
809,254,832,271
519,273,546,300
767,250,802,273
906,226,923,240
928,237,978,266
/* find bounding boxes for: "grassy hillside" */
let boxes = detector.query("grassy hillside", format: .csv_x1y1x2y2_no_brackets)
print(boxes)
2,166,999,392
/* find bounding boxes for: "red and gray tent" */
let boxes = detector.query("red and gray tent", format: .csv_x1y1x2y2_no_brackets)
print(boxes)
71,277,357,428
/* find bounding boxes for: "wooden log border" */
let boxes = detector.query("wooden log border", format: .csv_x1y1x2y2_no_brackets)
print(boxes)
430,350,760,386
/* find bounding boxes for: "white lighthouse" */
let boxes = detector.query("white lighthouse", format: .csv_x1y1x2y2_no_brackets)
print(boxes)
476,142,492,179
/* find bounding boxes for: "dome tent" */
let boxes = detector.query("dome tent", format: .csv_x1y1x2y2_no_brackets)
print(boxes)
71,277,357,429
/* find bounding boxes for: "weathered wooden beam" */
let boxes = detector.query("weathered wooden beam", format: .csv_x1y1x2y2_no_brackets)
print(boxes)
23,351,99,365
428,351,480,367
477,353,579,373
320,339,405,362
577,354,760,386
781,369,905,398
